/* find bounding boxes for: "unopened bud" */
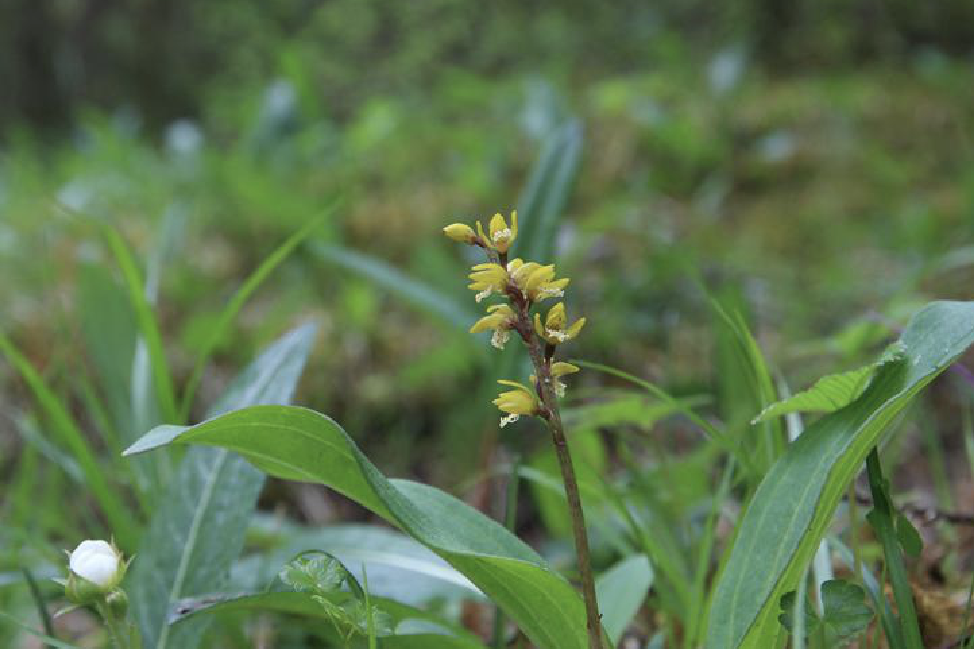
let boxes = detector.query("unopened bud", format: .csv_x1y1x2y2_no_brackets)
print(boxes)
443,223,477,244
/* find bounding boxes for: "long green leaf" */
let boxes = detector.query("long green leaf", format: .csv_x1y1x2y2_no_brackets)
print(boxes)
126,323,317,649
514,119,583,264
707,301,974,648
104,228,179,425
179,212,331,420
309,242,476,330
125,406,598,649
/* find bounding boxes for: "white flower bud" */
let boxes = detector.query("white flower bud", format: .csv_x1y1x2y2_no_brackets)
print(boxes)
69,540,123,589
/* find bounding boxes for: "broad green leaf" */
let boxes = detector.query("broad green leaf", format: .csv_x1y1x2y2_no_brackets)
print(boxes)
170,591,486,648
595,554,653,645
125,406,602,649
126,323,316,649
707,301,974,648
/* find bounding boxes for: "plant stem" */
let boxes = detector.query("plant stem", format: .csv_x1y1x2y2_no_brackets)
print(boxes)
95,601,129,649
511,297,604,649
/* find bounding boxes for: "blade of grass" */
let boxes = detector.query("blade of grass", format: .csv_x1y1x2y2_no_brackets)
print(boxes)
103,227,179,425
0,331,137,546
685,457,735,648
865,449,923,649
179,211,333,420
572,360,723,441
309,242,477,331
22,567,55,648
0,613,82,649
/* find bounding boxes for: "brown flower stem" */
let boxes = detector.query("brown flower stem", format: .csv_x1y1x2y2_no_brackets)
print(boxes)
512,296,605,649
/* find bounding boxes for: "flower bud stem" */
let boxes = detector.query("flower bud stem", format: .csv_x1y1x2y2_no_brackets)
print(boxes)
95,600,131,649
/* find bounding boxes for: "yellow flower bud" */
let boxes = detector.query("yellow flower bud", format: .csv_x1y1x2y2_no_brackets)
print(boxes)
493,379,540,426
443,223,477,244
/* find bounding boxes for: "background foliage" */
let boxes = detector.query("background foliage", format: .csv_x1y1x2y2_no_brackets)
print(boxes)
2,2,974,647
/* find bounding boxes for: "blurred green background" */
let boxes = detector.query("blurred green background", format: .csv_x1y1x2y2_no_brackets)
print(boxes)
2,2,974,644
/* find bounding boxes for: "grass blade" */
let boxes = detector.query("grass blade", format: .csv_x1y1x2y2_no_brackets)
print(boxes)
309,242,476,330
0,331,137,546
104,227,179,425
179,211,333,420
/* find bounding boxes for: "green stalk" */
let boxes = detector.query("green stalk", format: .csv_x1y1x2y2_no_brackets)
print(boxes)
865,448,922,649
512,300,603,649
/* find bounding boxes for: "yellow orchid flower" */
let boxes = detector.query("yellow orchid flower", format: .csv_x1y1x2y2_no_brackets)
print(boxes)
470,304,518,349
534,302,586,344
467,262,509,302
487,211,518,253
493,379,539,427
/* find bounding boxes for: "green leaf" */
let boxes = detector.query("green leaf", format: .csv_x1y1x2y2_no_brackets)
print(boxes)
514,119,582,264
894,512,923,558
280,555,346,593
170,591,486,648
707,301,974,649
179,212,331,420
310,242,476,331
819,580,874,645
126,323,316,649
753,343,906,424
595,555,653,645
753,366,875,424
103,227,179,425
125,407,599,649
238,521,481,606
0,330,137,546
779,581,873,648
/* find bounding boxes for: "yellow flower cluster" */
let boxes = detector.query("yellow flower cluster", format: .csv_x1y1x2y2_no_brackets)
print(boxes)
444,210,586,427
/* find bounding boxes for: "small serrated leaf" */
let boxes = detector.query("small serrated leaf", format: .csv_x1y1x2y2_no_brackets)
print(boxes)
819,580,874,645
752,341,908,425
280,555,345,593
